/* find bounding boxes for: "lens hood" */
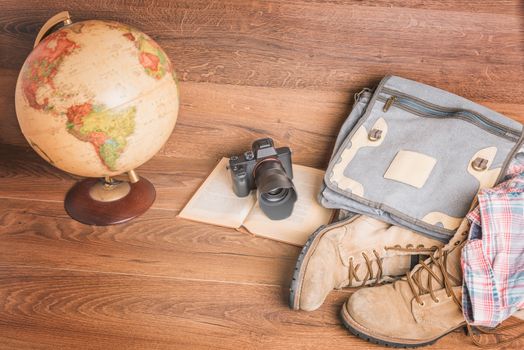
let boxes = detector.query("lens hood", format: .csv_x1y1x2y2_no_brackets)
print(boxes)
254,159,297,220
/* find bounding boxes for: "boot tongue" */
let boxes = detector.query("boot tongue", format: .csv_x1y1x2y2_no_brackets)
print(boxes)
410,219,470,292
342,255,411,287
352,254,432,285
381,255,411,276
409,255,427,270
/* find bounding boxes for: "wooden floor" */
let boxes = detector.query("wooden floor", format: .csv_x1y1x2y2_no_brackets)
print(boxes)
1,1,523,349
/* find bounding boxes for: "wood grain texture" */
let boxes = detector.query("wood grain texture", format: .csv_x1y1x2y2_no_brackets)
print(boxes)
1,1,523,99
2,266,518,350
0,197,300,286
2,78,523,165
0,144,215,211
1,0,523,349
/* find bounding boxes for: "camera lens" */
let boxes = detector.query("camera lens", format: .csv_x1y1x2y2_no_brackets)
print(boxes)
253,159,297,220
261,188,289,202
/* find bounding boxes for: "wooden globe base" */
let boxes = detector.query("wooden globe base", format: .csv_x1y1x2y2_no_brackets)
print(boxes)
64,177,156,226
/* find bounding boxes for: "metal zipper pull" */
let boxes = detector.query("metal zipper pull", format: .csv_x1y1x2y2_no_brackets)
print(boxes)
383,96,396,112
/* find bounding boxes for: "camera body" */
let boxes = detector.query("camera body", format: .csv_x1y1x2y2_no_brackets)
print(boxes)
229,138,293,197
229,138,297,220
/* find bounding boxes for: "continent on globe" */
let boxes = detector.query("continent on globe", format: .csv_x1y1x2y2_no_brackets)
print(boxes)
122,31,174,80
66,102,136,171
21,30,79,111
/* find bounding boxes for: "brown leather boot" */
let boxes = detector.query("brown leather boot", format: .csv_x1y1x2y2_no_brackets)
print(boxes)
289,215,443,311
340,219,469,347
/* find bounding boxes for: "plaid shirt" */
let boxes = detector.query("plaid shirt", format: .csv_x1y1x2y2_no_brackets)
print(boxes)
461,170,524,328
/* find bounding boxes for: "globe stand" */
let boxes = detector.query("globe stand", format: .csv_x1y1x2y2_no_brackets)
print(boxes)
64,170,156,225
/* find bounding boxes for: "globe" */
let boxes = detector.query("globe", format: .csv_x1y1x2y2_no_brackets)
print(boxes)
14,12,179,225
15,18,179,178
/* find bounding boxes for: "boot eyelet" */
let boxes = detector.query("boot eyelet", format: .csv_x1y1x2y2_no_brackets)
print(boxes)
435,298,440,303
419,301,425,306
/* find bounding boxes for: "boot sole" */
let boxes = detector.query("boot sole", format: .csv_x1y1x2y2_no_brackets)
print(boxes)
340,300,465,348
289,215,360,310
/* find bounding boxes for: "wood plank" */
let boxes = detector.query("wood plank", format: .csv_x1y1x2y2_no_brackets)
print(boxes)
0,197,300,286
289,0,522,14
0,266,495,350
2,76,524,164
159,82,524,163
0,143,214,211
0,1,522,102
0,75,355,165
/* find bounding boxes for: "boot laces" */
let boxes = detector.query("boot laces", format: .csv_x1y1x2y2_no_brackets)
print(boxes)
347,244,437,288
405,243,463,307
405,239,524,347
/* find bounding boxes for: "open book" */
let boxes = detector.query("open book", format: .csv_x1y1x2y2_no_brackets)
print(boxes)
178,158,334,246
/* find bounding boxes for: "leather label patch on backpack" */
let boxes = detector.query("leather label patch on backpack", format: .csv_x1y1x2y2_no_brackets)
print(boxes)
384,150,436,189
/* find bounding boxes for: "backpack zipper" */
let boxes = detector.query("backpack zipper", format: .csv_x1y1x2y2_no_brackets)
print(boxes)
378,88,521,142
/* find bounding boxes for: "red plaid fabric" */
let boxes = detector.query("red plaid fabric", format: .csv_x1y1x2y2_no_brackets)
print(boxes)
461,172,524,328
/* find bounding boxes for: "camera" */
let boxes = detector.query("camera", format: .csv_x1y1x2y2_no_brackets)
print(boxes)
229,138,297,220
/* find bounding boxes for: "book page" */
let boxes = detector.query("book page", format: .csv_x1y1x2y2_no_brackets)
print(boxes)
178,157,256,228
242,164,333,246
